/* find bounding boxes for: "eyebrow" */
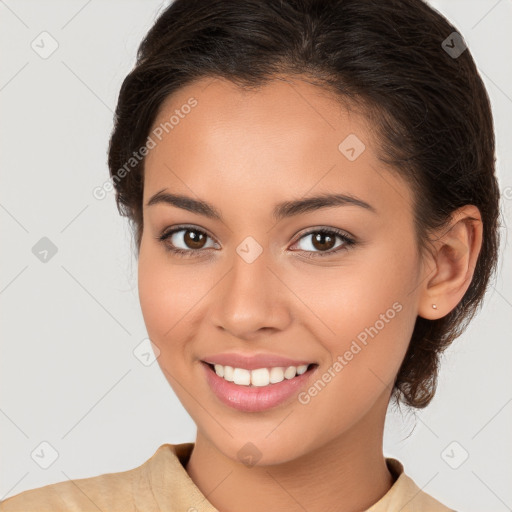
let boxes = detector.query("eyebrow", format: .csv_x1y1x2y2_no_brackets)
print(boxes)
146,189,376,221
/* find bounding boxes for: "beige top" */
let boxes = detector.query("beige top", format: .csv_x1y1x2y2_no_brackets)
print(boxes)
0,443,456,511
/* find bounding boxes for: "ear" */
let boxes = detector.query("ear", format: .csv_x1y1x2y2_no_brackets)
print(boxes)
417,205,483,320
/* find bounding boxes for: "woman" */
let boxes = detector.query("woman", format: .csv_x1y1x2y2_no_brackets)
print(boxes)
1,0,501,510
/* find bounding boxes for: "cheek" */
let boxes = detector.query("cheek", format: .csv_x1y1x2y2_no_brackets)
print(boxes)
288,253,418,440
294,240,418,389
137,243,218,354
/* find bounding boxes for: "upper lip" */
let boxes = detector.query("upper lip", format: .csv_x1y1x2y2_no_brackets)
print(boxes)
202,352,316,370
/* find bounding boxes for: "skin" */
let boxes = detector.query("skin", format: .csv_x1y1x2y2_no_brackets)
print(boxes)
137,75,483,512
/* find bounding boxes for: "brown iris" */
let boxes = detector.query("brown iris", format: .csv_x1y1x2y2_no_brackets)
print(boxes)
311,232,336,252
183,229,207,249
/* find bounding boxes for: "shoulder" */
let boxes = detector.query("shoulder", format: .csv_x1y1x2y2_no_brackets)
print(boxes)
0,444,179,512
0,469,134,512
398,473,457,511
368,458,458,512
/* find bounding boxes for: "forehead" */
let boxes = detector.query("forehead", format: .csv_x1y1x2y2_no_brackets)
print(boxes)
143,76,414,220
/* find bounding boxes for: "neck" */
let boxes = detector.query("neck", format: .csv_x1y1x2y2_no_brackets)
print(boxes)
185,393,395,512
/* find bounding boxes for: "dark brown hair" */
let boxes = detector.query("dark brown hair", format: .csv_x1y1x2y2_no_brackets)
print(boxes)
107,0,501,409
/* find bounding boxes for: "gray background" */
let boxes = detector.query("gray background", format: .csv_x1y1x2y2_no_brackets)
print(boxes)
1,1,511,510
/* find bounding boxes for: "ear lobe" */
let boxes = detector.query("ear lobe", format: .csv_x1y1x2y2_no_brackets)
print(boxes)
417,205,483,320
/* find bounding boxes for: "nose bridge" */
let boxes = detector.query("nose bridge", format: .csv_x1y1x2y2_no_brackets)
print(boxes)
225,241,274,310
211,239,290,337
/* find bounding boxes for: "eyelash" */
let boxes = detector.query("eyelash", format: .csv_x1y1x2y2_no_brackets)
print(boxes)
156,225,356,259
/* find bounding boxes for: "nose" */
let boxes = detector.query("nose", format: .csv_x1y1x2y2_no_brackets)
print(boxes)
209,248,292,340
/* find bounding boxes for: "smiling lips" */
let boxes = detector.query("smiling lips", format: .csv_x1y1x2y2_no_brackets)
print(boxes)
202,361,318,412
208,362,311,387
200,352,319,412
202,352,315,370
201,352,316,386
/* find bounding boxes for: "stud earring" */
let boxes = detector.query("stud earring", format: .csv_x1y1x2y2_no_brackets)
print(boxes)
432,304,438,309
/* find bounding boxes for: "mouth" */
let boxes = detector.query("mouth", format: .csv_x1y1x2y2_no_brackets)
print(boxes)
202,361,318,387
201,360,320,412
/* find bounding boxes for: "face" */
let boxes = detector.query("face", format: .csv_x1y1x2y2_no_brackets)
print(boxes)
138,76,424,465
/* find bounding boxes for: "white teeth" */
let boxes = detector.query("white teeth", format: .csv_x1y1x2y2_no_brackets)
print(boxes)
296,364,308,375
210,363,310,386
284,366,297,379
233,368,251,385
269,366,285,384
223,365,234,382
251,368,270,387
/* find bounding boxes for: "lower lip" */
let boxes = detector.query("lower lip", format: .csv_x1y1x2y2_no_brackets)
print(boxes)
201,361,318,412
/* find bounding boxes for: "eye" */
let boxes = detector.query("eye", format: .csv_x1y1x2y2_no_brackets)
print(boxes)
156,225,356,259
290,227,356,258
157,225,219,257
